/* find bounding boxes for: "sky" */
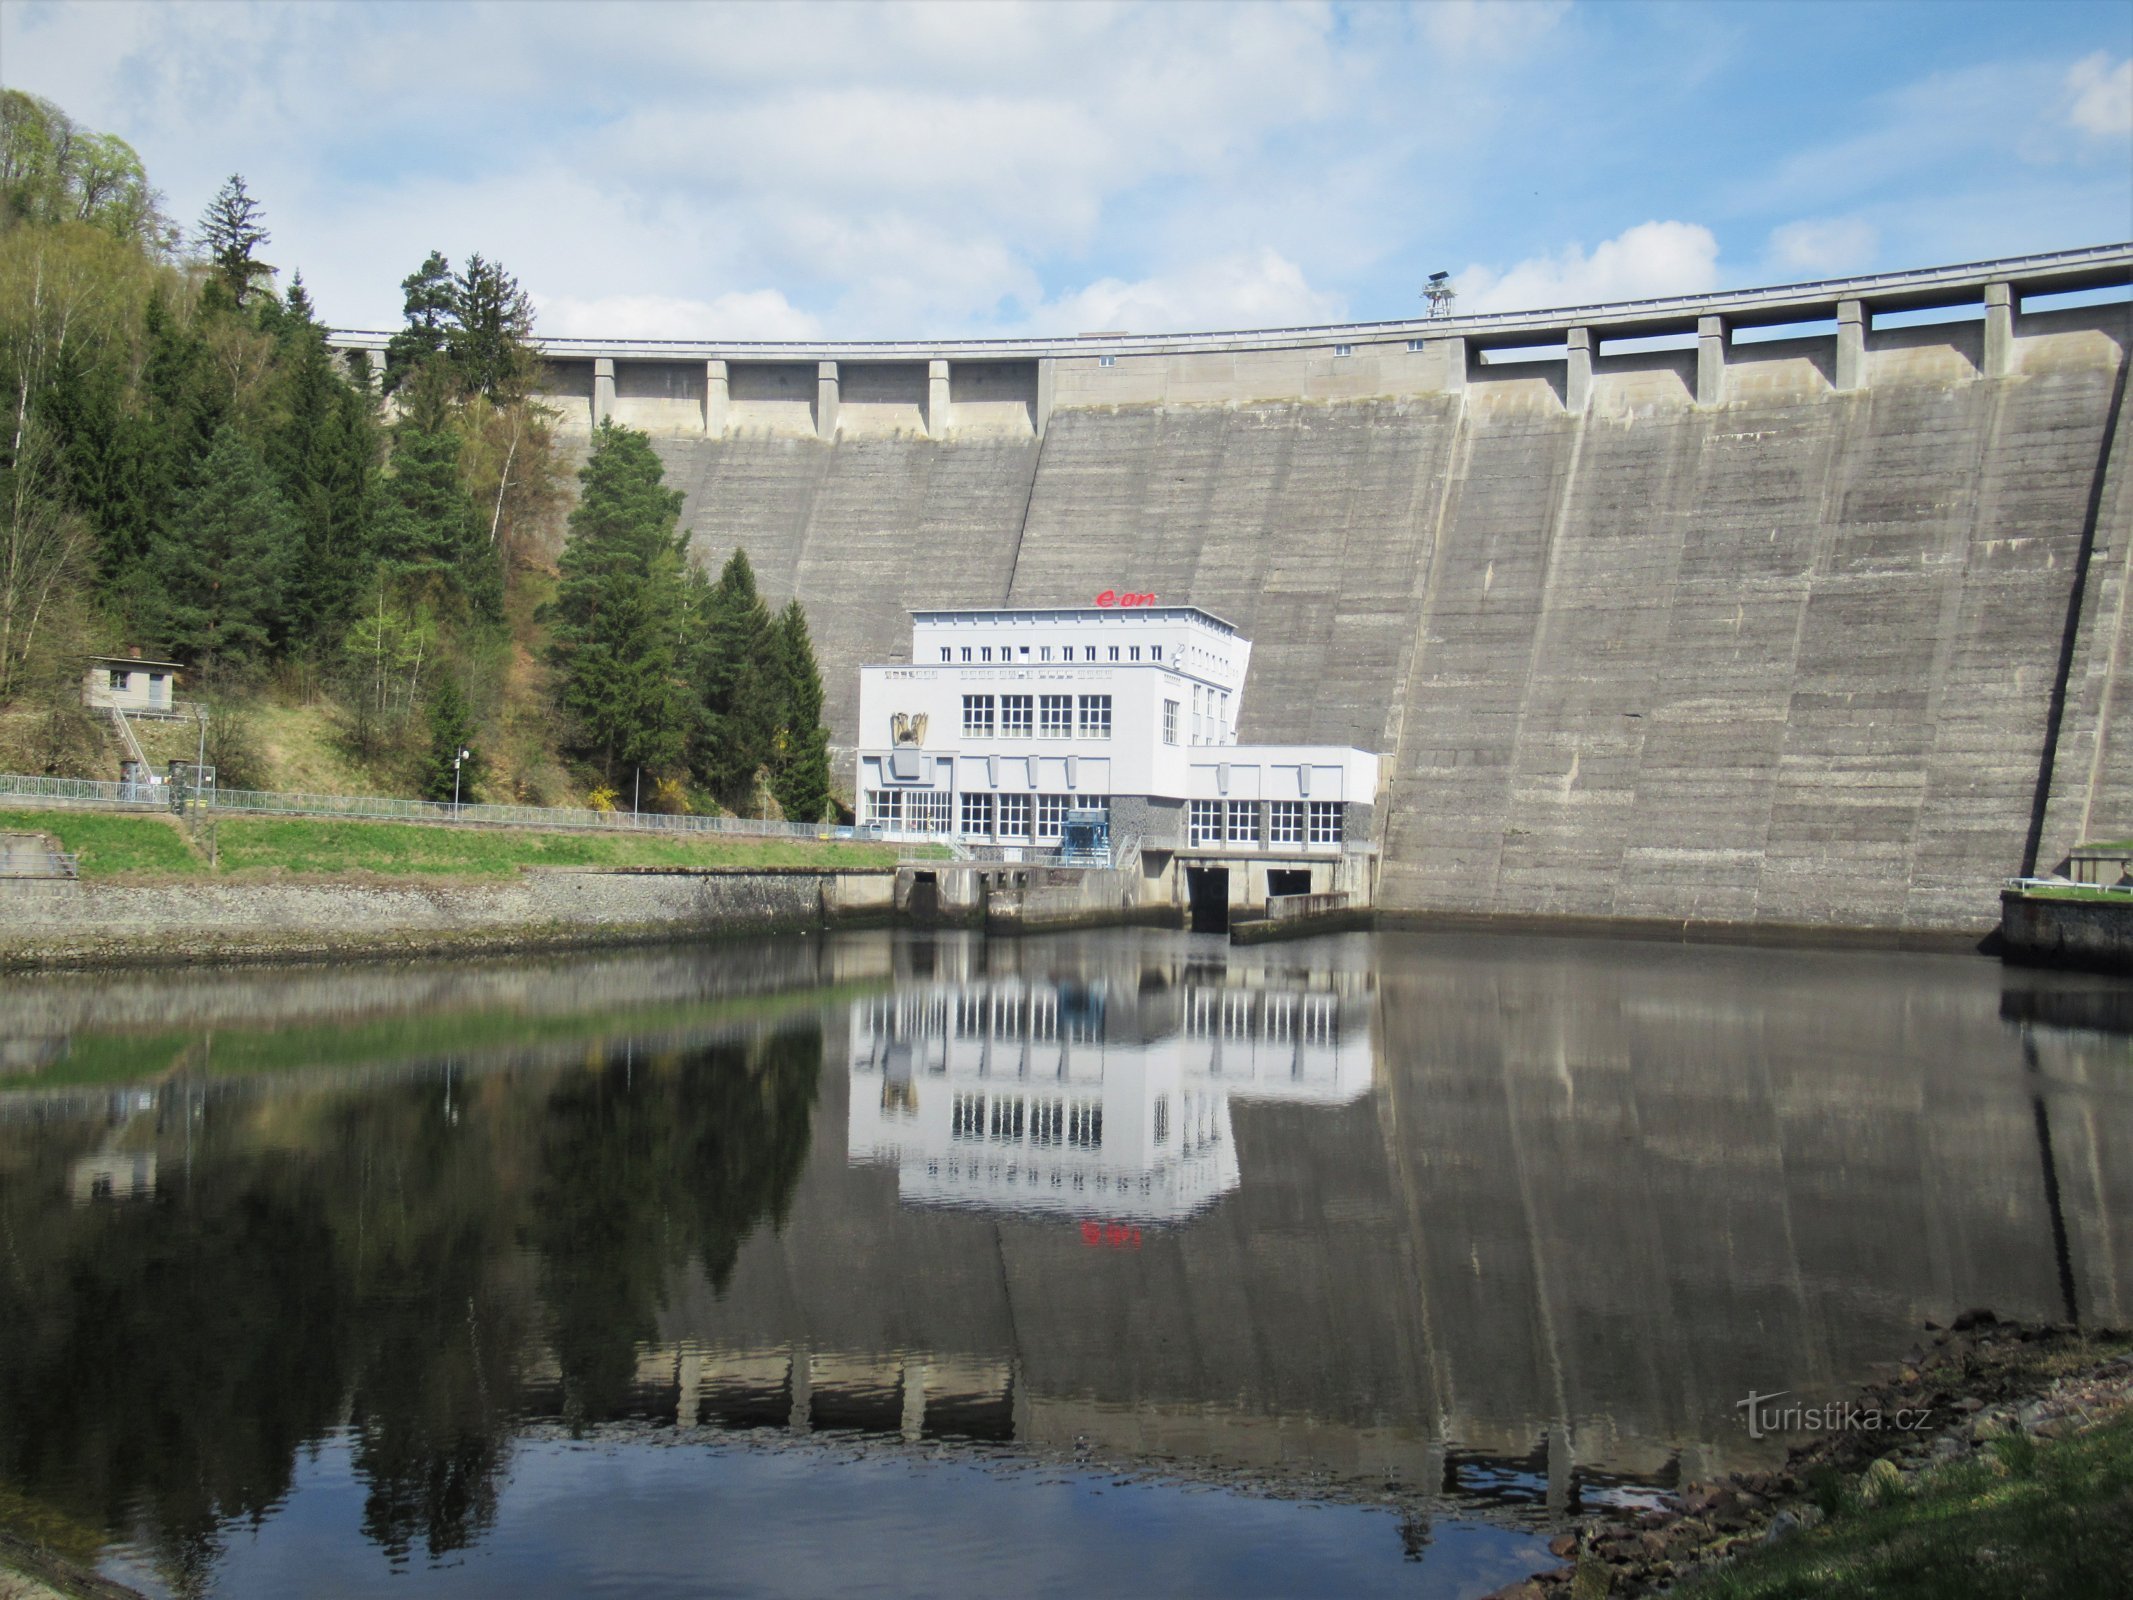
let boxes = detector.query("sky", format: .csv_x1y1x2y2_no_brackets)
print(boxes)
2,0,2129,340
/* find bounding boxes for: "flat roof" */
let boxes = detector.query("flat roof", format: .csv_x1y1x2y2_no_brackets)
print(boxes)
88,655,180,669
911,606,1240,636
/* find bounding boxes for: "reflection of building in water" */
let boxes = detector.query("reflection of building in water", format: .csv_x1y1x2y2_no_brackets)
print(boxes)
847,974,1373,1221
70,1151,155,1204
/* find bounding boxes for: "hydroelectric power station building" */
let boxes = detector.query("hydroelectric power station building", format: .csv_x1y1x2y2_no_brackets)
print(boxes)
853,604,1379,922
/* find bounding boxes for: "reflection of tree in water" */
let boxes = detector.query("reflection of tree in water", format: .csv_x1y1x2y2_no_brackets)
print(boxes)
0,1125,350,1597
0,1019,823,1582
532,1027,822,1426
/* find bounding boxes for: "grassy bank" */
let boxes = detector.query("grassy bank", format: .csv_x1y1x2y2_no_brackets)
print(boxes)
1677,1409,2133,1600
0,808,201,876
0,808,917,880
2014,884,2133,903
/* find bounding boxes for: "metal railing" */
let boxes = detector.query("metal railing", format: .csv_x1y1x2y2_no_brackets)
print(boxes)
2005,877,2133,896
0,770,885,843
0,773,153,807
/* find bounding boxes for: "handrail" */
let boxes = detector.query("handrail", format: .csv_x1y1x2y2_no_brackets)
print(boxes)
0,770,882,843
2005,877,2133,895
106,707,149,773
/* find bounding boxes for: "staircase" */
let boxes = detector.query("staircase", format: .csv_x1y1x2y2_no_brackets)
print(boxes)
107,706,150,774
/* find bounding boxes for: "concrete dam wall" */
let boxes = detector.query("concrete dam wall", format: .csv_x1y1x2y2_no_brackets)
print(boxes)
335,247,2133,934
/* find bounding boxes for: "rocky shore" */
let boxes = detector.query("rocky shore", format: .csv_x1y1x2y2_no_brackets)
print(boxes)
1486,1313,2133,1598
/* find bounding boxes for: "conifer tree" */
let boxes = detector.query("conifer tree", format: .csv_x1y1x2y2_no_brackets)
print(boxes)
420,677,482,803
149,424,290,681
375,373,498,622
693,548,778,809
383,250,453,395
545,422,691,783
268,274,379,640
446,254,536,402
768,598,830,823
196,174,272,304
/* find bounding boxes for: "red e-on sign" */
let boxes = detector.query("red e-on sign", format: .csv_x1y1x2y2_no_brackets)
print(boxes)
1094,590,1156,607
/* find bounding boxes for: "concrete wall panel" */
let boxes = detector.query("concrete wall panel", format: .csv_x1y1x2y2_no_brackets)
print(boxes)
838,362,928,437
729,362,820,436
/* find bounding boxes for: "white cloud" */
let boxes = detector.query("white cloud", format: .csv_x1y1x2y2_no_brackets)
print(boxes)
534,291,822,341
1028,249,1346,335
1766,217,1879,278
1455,222,1721,314
3,1,2125,341
1421,0,1570,59
2066,53,2133,137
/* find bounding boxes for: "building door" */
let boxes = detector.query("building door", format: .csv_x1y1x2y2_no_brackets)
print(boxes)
1186,867,1230,934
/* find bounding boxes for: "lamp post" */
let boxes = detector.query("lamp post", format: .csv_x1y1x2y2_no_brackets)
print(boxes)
452,748,470,817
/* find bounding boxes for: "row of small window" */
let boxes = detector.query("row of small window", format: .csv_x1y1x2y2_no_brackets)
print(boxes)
942,642,1163,664
866,790,1105,840
951,1092,1103,1149
1185,989,1341,1046
1188,799,1344,847
963,693,1109,739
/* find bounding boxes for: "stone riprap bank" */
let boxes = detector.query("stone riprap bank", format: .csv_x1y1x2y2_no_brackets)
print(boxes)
336,245,2133,935
0,869,894,968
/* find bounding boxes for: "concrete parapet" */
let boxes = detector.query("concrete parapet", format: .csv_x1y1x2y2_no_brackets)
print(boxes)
2000,890,2133,974
0,868,898,969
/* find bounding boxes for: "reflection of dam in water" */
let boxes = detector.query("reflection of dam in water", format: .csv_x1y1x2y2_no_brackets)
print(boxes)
845,968,1373,1221
4,929,2127,1528
650,931,2132,1497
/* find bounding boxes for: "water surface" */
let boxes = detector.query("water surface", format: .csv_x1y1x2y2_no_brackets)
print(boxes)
1,928,2125,1597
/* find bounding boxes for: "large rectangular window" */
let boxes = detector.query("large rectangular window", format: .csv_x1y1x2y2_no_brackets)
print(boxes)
962,695,995,737
998,793,1032,839
1000,694,1033,737
1308,801,1344,845
951,1093,985,1140
1037,794,1072,841
1067,1101,1104,1150
1030,1099,1064,1147
1227,801,1258,846
1039,695,1072,737
1268,800,1304,845
1163,700,1179,744
1077,695,1112,738
907,791,954,833
865,789,903,826
1189,799,1224,847
961,791,995,837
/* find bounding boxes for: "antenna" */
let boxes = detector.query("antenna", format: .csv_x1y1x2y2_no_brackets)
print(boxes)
1424,271,1456,319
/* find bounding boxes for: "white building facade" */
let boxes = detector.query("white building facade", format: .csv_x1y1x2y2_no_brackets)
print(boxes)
854,606,1378,856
